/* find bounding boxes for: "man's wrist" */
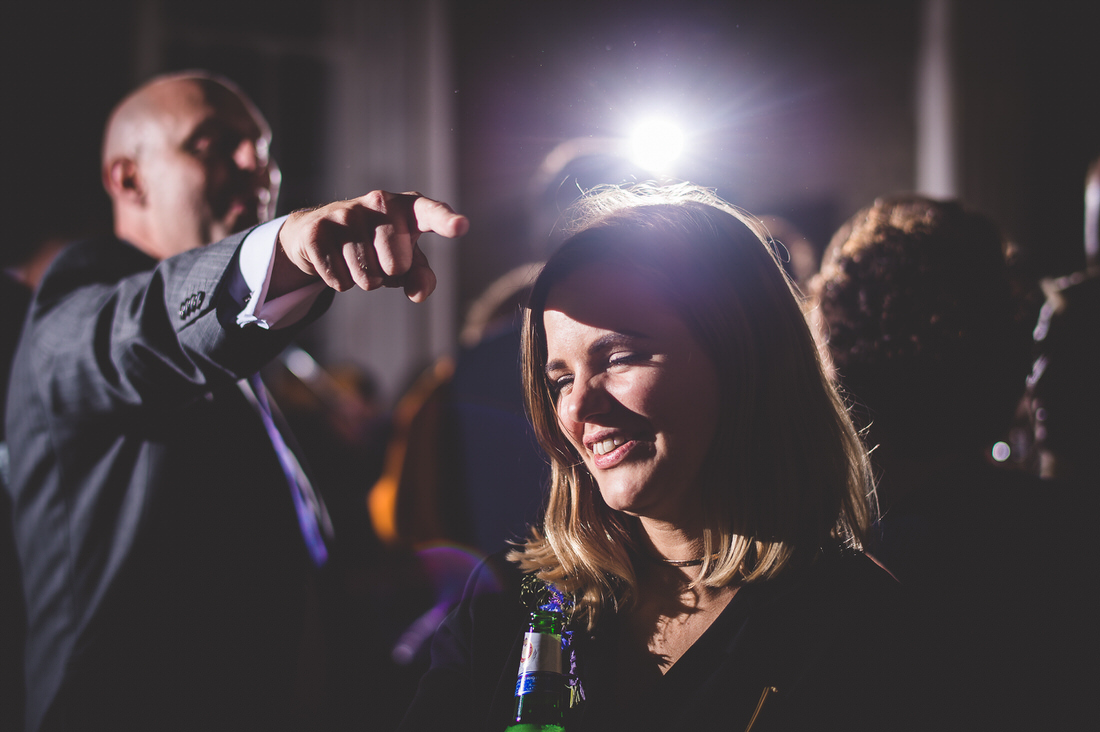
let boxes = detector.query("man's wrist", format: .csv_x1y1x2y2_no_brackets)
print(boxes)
236,216,326,330
268,232,321,300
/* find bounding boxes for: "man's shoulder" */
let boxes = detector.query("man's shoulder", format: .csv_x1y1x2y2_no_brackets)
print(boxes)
35,236,155,303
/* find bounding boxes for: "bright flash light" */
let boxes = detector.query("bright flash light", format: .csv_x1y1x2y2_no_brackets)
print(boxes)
628,118,685,172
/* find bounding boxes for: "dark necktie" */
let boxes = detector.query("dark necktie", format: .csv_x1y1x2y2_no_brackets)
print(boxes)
247,373,332,566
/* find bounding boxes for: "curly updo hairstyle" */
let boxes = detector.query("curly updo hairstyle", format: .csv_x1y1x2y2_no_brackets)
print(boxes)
811,195,1033,453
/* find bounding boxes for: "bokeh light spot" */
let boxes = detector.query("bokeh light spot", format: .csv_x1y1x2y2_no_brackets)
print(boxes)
629,117,685,172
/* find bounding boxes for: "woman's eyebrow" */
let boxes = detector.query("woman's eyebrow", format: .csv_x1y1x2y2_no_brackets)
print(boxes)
544,358,567,376
544,330,652,375
590,330,649,351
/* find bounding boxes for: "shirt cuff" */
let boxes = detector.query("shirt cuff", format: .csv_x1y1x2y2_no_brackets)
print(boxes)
236,216,328,330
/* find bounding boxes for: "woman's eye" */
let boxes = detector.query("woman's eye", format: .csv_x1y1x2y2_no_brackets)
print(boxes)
547,374,573,397
609,353,641,368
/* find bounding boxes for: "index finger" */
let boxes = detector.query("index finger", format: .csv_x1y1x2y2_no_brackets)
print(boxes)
412,196,470,239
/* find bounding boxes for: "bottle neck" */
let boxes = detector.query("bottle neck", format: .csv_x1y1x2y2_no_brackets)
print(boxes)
529,610,563,636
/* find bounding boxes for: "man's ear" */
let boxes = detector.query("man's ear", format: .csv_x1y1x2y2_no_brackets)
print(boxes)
103,157,145,205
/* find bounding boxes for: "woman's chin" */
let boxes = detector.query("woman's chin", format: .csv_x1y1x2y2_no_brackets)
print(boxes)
597,488,648,516
600,490,673,524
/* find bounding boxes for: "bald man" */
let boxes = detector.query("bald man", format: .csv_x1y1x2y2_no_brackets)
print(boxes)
101,72,279,260
4,72,467,731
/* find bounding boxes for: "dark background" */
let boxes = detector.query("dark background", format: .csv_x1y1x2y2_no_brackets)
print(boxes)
1,2,1096,727
5,0,1097,349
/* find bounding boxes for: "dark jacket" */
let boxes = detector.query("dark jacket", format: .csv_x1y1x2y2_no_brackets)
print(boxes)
4,233,333,731
401,548,920,732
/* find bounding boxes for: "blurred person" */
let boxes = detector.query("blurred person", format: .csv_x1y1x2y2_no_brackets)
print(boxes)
401,184,917,732
1025,157,1100,485
1027,272,1100,485
367,263,548,555
811,195,1033,514
810,194,1091,730
4,71,468,732
448,263,549,554
266,353,390,544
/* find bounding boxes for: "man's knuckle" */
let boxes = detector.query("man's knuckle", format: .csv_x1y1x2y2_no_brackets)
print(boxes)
362,190,386,210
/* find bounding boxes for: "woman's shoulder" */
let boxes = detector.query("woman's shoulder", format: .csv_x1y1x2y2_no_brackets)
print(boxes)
735,547,911,679
724,548,922,731
756,546,900,605
819,546,902,596
806,547,908,627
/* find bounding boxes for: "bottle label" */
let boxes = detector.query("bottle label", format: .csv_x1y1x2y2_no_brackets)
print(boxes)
515,670,563,696
517,631,562,677
515,630,563,696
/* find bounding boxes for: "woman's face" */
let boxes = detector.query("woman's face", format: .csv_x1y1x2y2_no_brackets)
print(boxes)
543,261,721,526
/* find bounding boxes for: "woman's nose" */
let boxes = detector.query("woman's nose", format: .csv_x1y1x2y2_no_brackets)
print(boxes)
561,375,611,426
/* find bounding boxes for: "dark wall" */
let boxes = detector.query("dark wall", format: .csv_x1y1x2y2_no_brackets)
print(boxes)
2,0,332,267
6,0,1096,293
451,0,922,305
4,2,132,261
157,0,332,217
956,0,1098,276
451,0,1098,310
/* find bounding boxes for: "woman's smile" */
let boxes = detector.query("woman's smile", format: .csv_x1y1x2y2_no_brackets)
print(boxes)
591,435,625,456
543,262,720,523
586,433,654,470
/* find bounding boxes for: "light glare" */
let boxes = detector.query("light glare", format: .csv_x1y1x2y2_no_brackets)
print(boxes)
629,118,684,172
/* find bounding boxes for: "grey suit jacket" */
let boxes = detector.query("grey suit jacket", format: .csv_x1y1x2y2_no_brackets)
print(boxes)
4,231,334,731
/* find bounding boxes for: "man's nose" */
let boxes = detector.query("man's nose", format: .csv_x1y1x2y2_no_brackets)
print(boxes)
233,139,261,172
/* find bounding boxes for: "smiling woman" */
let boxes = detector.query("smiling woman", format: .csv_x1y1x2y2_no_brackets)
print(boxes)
519,185,873,607
400,184,920,732
541,263,721,527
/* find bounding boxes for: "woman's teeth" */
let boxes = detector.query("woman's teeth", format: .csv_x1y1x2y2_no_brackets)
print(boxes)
593,437,625,456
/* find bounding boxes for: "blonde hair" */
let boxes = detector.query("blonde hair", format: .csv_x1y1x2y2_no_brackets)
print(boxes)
510,184,873,630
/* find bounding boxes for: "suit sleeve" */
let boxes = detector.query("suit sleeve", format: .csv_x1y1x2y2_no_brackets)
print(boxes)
19,230,334,423
3,230,335,731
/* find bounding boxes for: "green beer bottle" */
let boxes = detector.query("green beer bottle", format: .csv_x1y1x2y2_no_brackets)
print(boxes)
505,609,567,732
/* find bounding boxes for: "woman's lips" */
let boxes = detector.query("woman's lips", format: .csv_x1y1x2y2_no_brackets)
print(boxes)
590,436,640,469
592,436,624,456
